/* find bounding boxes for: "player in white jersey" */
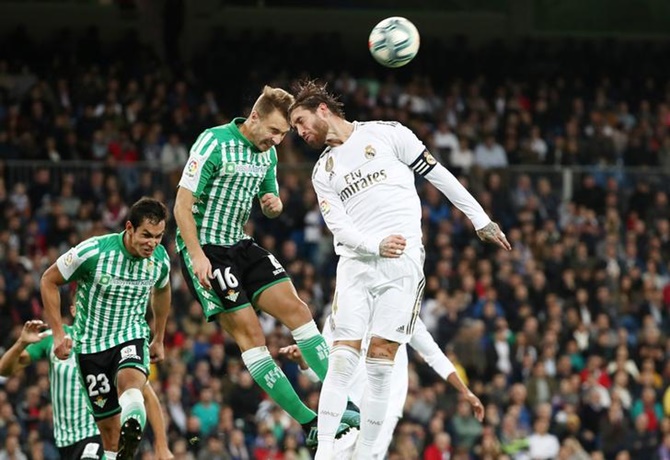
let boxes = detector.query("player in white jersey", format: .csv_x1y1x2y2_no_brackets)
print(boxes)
0,318,174,459
281,317,484,459
289,80,510,459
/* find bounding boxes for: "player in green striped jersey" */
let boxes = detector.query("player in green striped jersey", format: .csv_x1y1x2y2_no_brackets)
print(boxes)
0,318,174,459
173,86,358,444
41,198,172,460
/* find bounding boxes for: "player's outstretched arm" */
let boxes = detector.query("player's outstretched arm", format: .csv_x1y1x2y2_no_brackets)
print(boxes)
41,264,72,360
174,187,213,289
422,160,511,251
409,319,484,421
0,320,46,376
143,382,174,459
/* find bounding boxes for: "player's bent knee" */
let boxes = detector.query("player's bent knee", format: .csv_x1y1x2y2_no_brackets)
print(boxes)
367,338,400,360
116,367,147,393
365,357,394,391
327,345,360,386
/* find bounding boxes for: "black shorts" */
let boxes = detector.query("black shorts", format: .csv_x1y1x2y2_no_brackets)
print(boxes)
59,435,104,459
77,339,149,421
180,239,291,321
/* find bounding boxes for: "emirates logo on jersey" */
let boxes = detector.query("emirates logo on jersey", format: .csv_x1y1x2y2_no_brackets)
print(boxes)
339,168,388,202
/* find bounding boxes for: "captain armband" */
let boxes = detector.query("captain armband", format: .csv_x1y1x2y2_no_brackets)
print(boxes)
408,150,438,176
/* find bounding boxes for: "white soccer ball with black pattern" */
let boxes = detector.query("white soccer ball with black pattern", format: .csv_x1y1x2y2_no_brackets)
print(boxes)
368,17,420,68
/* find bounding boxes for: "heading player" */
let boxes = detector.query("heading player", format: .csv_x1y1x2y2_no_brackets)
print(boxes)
173,86,356,445
289,80,510,459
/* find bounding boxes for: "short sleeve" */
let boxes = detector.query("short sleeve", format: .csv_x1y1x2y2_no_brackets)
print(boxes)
156,248,171,289
178,130,222,196
56,238,100,282
258,148,279,197
26,330,54,362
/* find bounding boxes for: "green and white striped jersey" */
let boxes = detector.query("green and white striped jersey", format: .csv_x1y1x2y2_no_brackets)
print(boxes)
176,117,279,251
26,325,99,448
56,232,170,354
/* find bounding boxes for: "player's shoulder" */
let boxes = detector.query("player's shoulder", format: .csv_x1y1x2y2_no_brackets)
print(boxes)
95,233,121,252
190,126,226,156
153,244,170,263
312,147,334,180
357,120,405,131
72,235,103,256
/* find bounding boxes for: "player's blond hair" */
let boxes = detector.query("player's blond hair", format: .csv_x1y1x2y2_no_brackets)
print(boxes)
253,86,295,120
289,79,346,118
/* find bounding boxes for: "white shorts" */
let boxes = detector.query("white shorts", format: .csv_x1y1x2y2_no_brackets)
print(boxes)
331,247,425,344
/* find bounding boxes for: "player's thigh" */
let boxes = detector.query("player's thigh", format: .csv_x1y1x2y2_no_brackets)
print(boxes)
179,246,252,321
114,339,150,386
241,242,295,305
330,258,374,342
370,259,425,345
77,350,120,422
59,435,105,460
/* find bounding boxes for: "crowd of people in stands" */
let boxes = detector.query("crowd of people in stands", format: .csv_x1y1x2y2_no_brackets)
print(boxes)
0,24,669,460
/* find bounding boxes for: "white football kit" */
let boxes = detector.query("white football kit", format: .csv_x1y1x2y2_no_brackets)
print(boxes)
315,317,456,459
312,121,490,344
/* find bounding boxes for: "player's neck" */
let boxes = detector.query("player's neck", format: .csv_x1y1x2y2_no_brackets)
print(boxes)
325,118,353,147
122,231,141,258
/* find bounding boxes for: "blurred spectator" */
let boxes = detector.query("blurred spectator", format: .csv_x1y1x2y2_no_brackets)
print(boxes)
0,28,669,459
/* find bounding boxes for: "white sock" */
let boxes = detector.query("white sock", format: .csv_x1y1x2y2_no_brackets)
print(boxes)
314,345,360,460
290,320,320,340
353,357,394,460
105,452,117,459
119,387,146,429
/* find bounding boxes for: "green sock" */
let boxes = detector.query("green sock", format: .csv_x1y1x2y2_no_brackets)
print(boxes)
291,321,330,381
243,347,316,424
119,388,146,430
296,335,330,381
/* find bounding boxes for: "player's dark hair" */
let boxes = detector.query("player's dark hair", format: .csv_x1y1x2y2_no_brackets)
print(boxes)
128,197,168,228
289,79,346,118
254,86,295,120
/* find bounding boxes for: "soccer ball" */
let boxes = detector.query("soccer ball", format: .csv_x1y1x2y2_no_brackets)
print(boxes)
368,17,420,68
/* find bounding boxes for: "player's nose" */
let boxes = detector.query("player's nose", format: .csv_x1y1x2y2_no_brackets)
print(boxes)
272,133,285,145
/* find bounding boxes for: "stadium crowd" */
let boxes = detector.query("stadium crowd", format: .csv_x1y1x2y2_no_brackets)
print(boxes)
0,24,669,460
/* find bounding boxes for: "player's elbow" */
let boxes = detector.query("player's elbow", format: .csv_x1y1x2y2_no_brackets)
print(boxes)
40,269,57,292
